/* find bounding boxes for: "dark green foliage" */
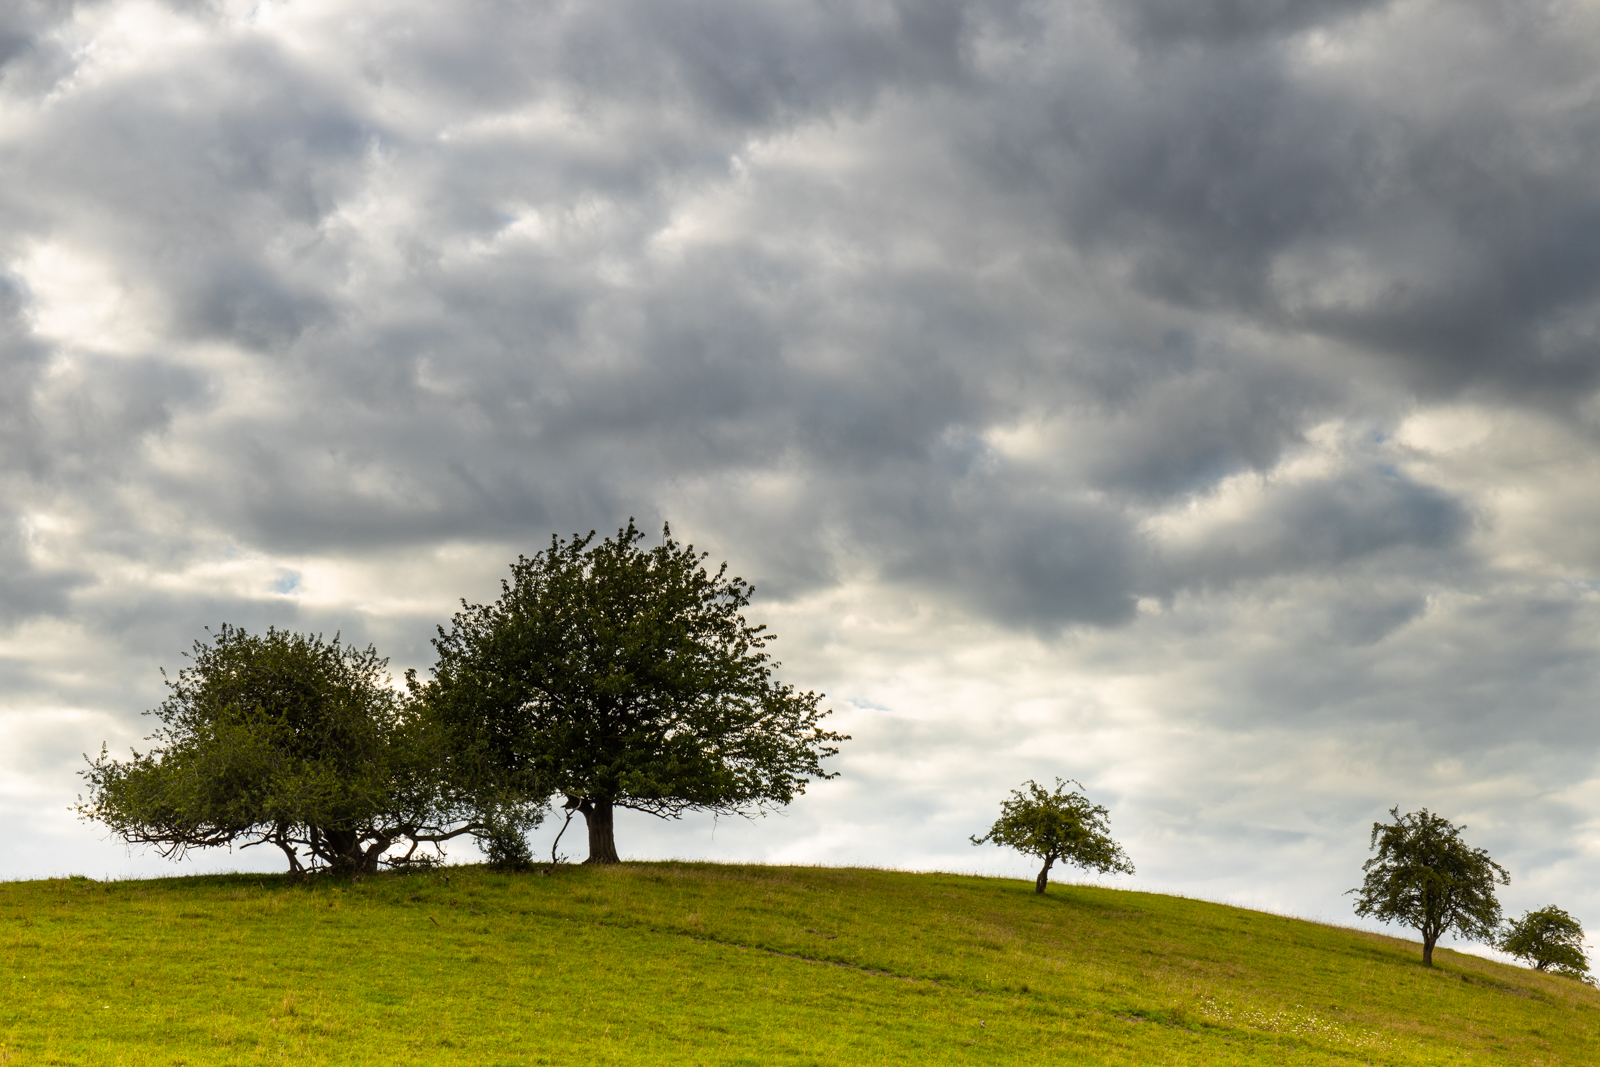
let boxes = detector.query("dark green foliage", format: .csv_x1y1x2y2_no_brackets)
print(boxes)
1350,806,1509,966
971,777,1134,894
77,626,496,874
1502,906,1591,980
422,521,847,863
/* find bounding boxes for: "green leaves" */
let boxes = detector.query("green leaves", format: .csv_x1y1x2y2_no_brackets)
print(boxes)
422,520,847,854
1501,906,1591,980
1350,807,1509,965
82,522,842,870
972,778,1134,893
78,626,489,874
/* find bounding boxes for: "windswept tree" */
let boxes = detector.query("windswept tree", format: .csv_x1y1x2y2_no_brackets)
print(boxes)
1501,906,1591,981
78,626,502,875
971,778,1134,894
421,521,847,864
1350,806,1509,966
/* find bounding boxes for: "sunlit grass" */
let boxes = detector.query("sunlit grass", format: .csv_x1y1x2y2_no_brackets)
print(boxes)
2,862,1596,1064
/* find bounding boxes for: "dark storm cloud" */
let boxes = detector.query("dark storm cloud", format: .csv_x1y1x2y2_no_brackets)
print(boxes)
555,0,973,123
983,1,1600,404
1077,345,1335,500
0,0,1592,632
882,491,1142,627
1119,0,1391,44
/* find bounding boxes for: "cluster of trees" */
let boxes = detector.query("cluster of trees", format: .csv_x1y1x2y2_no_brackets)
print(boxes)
78,523,846,874
1350,806,1591,979
78,519,1587,984
969,789,1590,983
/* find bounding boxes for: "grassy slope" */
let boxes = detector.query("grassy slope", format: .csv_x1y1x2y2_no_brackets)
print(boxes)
2,863,1597,1065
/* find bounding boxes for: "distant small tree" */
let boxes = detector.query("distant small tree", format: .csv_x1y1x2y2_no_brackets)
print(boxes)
77,626,503,875
971,778,1134,894
1350,806,1509,966
1501,906,1591,981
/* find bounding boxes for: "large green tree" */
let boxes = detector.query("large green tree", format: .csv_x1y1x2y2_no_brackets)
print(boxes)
1350,806,1509,966
971,778,1135,894
422,521,846,863
78,626,496,874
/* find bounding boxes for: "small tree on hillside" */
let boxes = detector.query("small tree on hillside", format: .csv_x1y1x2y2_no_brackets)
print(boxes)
1350,806,1509,966
77,626,499,875
971,778,1134,894
1501,906,1591,981
421,521,847,864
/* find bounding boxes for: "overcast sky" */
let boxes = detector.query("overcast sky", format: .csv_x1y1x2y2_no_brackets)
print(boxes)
5,0,1600,955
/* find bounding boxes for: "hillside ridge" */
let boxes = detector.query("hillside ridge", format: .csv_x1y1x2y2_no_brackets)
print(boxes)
3,861,1596,1064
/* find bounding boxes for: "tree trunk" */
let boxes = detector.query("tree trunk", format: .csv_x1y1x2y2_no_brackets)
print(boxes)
579,798,620,864
1035,855,1056,895
360,834,394,874
1421,933,1437,967
273,823,305,875
314,827,386,875
321,828,366,875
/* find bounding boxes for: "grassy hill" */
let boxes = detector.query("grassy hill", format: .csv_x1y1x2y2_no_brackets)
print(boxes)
2,862,1597,1064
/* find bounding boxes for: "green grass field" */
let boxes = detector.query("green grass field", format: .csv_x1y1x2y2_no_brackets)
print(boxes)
2,862,1597,1065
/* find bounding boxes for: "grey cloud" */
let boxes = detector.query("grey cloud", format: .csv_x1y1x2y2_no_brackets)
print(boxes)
0,0,77,97
1,0,1529,621
55,356,203,467
10,0,1600,929
967,2,1600,405
1319,591,1427,648
1143,582,1600,748
1081,352,1334,499
1119,0,1391,44
0,510,83,624
549,0,973,125
874,477,1142,628
1158,467,1470,594
185,258,331,350
1293,202,1600,400
0,274,50,476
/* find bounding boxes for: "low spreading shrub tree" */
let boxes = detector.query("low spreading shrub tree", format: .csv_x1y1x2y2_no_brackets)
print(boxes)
420,521,847,864
1350,806,1509,966
1501,906,1591,981
971,777,1134,894
77,625,504,875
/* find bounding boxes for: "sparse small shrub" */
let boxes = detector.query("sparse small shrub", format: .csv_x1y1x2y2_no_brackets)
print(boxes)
479,811,537,872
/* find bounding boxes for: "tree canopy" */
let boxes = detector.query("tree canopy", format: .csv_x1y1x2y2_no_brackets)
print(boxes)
78,625,495,874
1501,906,1591,981
1350,806,1509,966
971,778,1134,894
421,521,846,863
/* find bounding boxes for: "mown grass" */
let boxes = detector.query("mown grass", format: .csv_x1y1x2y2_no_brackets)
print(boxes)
1,862,1597,1064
